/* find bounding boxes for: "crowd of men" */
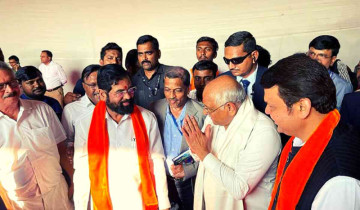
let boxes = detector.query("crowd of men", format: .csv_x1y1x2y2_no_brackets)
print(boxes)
0,31,359,210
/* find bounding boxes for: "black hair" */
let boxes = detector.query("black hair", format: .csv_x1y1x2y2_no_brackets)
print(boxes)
192,60,218,77
41,50,53,58
100,42,123,60
165,67,190,87
256,45,272,68
136,35,159,50
125,49,138,69
97,64,130,92
81,64,101,81
196,36,219,52
261,53,336,114
8,55,20,63
309,35,340,56
225,31,256,53
15,66,42,82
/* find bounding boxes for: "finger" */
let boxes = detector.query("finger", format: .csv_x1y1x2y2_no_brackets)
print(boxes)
183,115,193,133
186,115,197,134
190,116,201,133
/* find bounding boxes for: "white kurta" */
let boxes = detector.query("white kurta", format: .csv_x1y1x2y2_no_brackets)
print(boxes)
0,99,72,210
73,106,170,210
194,98,281,210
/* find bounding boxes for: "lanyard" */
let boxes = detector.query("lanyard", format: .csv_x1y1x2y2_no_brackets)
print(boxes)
170,112,183,136
141,72,161,96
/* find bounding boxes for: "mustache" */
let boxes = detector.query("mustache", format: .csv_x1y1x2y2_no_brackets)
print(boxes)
3,92,17,99
33,87,45,92
229,68,239,72
141,60,151,65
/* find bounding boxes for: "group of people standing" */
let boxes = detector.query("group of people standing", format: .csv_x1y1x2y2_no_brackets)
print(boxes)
0,30,359,210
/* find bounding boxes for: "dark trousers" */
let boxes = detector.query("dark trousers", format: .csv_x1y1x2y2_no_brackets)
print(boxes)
167,176,195,210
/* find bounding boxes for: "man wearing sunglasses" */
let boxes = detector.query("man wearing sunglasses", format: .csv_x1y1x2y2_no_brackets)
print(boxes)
0,62,73,209
73,64,170,210
220,31,267,114
307,35,352,110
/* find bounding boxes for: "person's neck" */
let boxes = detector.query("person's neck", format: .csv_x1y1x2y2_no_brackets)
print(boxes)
44,61,51,65
106,107,124,124
144,64,159,79
0,102,20,121
295,111,328,142
169,101,187,119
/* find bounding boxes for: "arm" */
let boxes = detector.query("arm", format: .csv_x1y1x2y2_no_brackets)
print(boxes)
56,64,67,85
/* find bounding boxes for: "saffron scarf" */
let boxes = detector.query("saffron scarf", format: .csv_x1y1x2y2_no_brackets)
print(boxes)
268,109,340,210
88,100,158,210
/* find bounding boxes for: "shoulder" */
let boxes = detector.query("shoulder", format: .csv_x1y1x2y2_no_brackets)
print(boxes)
137,106,158,123
189,98,204,112
252,111,279,137
257,65,268,75
218,70,234,78
149,98,167,112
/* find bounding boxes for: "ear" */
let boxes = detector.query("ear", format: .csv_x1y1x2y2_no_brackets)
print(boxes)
297,98,311,119
252,50,259,64
99,59,104,66
99,89,107,102
330,56,337,67
226,102,238,117
213,51,217,59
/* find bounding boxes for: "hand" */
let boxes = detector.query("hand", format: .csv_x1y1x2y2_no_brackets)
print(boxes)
170,164,185,179
182,115,212,161
64,92,81,105
66,143,74,165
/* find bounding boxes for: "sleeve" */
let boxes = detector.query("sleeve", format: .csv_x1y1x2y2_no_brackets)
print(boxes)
73,120,91,210
202,124,281,200
61,105,75,143
146,111,171,209
56,63,67,85
311,176,360,210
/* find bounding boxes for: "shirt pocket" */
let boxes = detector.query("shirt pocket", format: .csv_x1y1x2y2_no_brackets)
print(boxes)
29,126,56,151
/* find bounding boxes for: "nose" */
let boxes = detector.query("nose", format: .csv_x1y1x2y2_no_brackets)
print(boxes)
33,81,39,88
199,78,205,86
229,62,236,70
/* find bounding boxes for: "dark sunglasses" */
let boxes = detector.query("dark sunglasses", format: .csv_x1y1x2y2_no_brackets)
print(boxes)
223,51,252,65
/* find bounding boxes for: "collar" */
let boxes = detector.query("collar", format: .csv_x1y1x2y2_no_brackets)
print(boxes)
236,64,258,85
105,109,130,125
166,103,187,120
81,95,96,108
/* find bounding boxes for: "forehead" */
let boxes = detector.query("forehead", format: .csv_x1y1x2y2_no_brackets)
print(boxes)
197,41,213,49
0,70,15,82
40,52,48,57
224,44,246,58
137,42,155,51
194,69,214,77
84,71,98,82
24,75,42,82
110,78,131,90
264,85,283,104
309,47,332,55
9,59,16,62
105,49,121,57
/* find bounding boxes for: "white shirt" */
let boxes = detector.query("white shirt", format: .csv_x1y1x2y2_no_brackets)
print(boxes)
39,61,67,90
73,106,170,210
292,138,360,210
194,98,281,210
236,65,258,99
0,99,69,209
61,95,95,143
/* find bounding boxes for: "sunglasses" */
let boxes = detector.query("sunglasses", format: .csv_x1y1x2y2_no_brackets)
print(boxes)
223,51,252,65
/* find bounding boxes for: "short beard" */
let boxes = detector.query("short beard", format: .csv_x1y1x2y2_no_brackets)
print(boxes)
106,97,134,115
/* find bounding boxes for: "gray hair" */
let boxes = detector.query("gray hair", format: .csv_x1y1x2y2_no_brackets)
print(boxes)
0,61,13,75
164,66,190,87
214,81,246,106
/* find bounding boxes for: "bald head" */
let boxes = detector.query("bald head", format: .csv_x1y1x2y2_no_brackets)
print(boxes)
203,75,246,106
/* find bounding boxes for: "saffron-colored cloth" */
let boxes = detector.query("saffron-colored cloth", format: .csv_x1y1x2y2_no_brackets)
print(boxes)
268,109,340,210
87,101,158,210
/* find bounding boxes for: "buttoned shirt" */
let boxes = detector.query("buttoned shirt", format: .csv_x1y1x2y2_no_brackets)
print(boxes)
20,93,63,119
328,70,353,110
236,65,258,99
61,95,95,143
39,61,67,90
0,99,67,208
73,106,170,210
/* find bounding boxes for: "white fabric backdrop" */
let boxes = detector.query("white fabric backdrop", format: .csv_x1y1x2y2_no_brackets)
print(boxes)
1,0,359,92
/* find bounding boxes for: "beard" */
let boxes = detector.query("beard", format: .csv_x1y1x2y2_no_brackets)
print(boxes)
106,97,135,115
28,87,46,99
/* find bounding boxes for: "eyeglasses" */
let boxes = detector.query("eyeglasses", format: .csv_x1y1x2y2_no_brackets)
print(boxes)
203,102,228,114
0,80,19,91
307,51,332,59
83,81,98,89
112,86,137,98
223,52,252,65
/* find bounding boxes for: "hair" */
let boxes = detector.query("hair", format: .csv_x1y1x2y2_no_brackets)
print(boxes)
261,53,336,114
125,49,138,69
165,66,190,87
309,35,340,56
100,42,123,60
41,50,53,58
15,66,42,82
225,31,257,53
0,48,4,62
97,64,130,92
192,60,218,77
0,61,13,74
81,64,101,81
256,45,271,68
196,36,219,51
214,79,246,106
8,55,20,64
136,35,159,50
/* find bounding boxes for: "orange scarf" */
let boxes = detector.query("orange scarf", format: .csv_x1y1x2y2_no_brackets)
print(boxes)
268,109,340,210
88,101,158,210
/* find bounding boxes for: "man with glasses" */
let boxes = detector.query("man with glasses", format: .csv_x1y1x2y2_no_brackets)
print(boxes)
220,31,267,114
181,75,281,210
132,35,174,109
0,62,73,209
73,64,170,210
150,67,205,210
307,35,352,110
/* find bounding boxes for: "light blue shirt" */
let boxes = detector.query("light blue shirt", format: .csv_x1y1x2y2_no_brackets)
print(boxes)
236,65,258,99
329,70,353,110
164,104,187,161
